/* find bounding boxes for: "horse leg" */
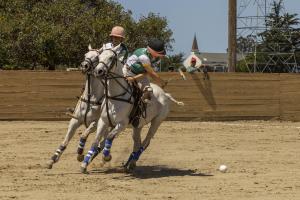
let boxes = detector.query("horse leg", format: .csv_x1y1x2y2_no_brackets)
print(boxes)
46,118,81,169
129,117,163,167
81,119,108,173
77,121,97,162
142,117,163,151
132,127,142,152
124,127,142,170
102,122,127,162
89,130,108,162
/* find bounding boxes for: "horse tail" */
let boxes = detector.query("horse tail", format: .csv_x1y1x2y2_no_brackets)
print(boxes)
165,93,184,106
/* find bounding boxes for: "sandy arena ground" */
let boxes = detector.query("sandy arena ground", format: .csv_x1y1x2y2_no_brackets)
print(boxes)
0,120,299,200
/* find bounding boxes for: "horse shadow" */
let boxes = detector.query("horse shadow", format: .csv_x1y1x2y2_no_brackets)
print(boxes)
91,165,213,179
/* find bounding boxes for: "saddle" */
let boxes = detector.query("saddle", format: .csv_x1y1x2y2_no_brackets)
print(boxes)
128,82,147,128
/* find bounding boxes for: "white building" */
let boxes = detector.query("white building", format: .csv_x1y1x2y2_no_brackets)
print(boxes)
183,35,236,72
183,35,203,68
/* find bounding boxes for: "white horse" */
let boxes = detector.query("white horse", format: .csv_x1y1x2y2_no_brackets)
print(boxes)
81,44,184,173
46,47,106,169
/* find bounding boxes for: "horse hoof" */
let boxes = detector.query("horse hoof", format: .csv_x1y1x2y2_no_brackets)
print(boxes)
123,167,131,173
46,160,54,169
128,161,136,170
80,167,88,174
102,154,112,162
80,163,88,174
77,154,84,162
122,165,133,173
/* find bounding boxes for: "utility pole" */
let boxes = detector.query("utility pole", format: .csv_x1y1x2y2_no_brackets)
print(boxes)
228,0,237,72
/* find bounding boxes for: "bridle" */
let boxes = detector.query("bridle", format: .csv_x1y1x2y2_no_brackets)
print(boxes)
80,51,103,128
97,49,135,128
97,49,118,75
81,53,99,74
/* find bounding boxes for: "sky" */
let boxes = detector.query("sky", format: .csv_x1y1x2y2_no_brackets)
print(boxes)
114,0,300,56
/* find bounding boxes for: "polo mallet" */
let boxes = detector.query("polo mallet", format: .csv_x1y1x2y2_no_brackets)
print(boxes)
178,69,187,80
162,69,187,89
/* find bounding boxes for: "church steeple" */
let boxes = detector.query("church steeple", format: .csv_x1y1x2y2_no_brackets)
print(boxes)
191,34,199,53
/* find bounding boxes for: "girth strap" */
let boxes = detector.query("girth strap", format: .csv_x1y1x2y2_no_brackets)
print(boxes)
108,96,133,104
79,97,103,106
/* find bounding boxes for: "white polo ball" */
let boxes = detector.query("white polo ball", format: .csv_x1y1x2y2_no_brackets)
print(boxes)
219,165,228,173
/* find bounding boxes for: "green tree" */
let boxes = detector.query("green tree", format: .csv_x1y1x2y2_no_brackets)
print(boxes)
126,13,174,52
237,0,300,72
237,35,256,53
0,0,174,70
259,0,300,53
160,53,185,72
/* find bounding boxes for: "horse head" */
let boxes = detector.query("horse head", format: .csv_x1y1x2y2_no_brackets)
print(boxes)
94,44,122,78
80,45,100,74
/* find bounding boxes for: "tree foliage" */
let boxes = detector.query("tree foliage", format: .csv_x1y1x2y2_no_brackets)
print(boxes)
237,35,256,53
259,0,300,53
0,0,173,70
160,53,185,72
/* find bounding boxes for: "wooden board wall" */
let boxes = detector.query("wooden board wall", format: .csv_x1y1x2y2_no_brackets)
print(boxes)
0,71,84,120
279,74,300,121
160,73,281,121
0,71,299,121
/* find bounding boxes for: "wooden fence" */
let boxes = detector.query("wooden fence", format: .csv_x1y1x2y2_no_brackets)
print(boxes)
0,71,299,121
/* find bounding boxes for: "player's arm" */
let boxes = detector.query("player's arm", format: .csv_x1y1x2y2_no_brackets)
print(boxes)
143,64,166,87
126,73,146,83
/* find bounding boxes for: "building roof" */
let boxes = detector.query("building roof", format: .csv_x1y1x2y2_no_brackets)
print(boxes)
183,35,242,68
183,52,243,68
198,53,227,65
199,52,243,66
191,34,199,53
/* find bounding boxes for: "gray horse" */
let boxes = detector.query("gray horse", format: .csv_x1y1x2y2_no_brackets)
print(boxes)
46,47,106,169
81,44,184,173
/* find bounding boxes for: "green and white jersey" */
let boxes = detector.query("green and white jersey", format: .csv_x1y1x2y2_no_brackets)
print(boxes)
126,48,152,74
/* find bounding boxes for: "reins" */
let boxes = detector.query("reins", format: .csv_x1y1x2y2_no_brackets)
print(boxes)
83,72,91,128
100,49,135,128
81,54,103,128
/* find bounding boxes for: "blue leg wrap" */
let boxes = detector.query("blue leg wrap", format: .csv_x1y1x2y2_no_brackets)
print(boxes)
77,138,87,154
91,145,101,162
78,138,86,148
103,139,112,157
51,145,66,162
83,145,97,164
124,147,144,168
123,152,135,167
59,145,66,151
133,147,144,160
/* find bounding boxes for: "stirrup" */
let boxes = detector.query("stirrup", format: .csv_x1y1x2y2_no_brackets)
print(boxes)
142,98,150,104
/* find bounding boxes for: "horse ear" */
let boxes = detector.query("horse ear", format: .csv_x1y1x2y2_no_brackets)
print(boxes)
88,44,92,51
113,43,122,51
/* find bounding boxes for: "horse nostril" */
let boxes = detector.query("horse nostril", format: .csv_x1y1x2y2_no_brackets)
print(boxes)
80,62,86,69
98,69,103,75
80,63,88,73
